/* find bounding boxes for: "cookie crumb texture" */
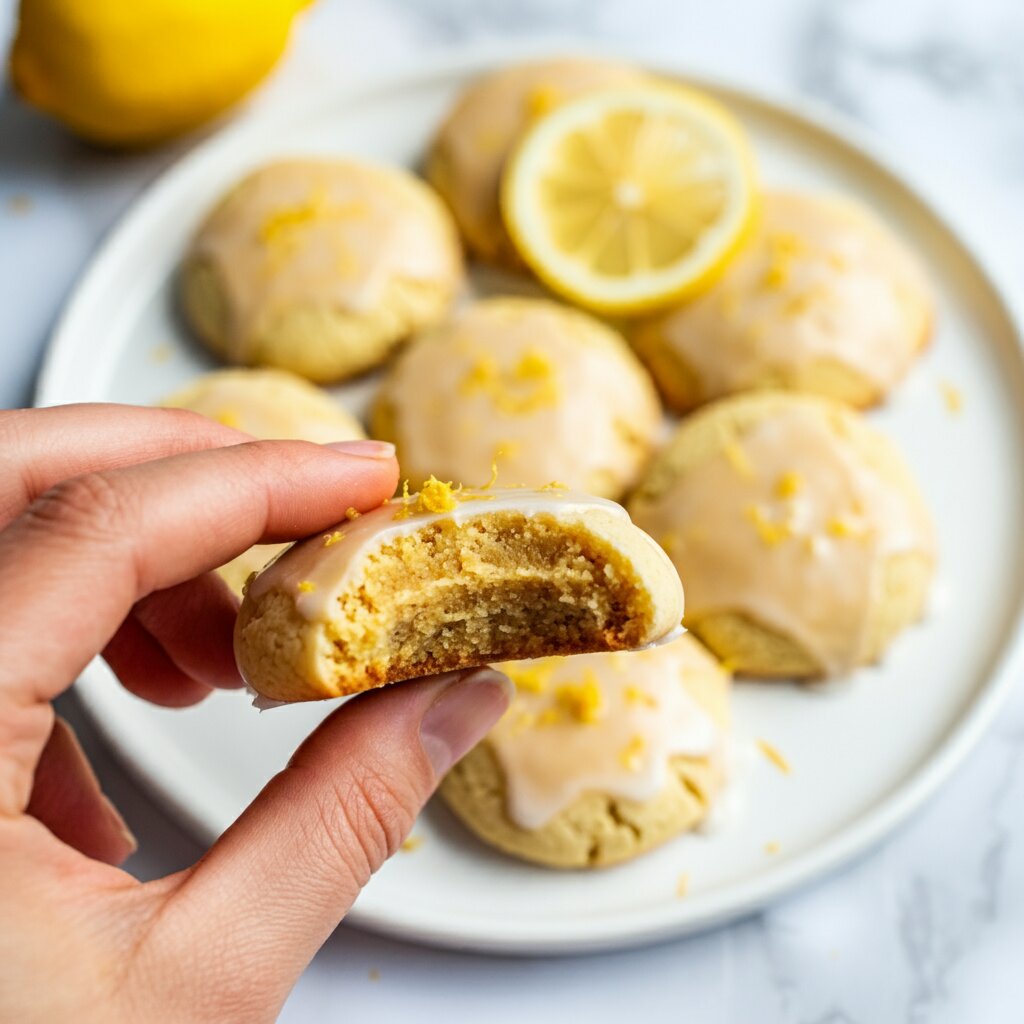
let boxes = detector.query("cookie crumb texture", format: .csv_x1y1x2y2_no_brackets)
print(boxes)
235,509,667,702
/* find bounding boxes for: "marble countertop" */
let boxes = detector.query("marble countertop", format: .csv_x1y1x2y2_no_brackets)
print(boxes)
2,0,1024,1019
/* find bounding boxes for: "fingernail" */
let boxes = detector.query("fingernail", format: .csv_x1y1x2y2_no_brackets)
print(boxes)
419,669,513,778
101,794,138,857
326,440,395,459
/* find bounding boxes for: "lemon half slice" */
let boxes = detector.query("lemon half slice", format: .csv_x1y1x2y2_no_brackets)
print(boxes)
502,85,757,314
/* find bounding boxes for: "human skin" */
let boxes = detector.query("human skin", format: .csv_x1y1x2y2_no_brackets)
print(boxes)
0,404,511,1023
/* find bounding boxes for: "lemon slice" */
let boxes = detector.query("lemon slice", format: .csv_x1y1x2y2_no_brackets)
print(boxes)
501,85,757,314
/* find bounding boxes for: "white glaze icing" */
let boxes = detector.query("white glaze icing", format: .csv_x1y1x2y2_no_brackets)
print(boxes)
379,297,661,497
190,159,460,356
489,637,725,830
631,404,934,675
247,486,682,635
640,192,932,399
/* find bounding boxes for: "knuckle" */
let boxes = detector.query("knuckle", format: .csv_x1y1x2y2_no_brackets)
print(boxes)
25,471,137,542
151,405,213,436
315,764,420,883
0,408,28,447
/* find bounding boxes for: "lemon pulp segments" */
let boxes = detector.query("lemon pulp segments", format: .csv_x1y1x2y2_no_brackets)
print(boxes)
502,87,757,314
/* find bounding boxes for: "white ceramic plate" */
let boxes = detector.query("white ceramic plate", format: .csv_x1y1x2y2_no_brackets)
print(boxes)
35,48,1024,955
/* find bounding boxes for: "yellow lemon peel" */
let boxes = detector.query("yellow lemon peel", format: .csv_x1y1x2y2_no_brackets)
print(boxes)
506,661,557,695
619,734,647,772
555,671,604,724
757,738,791,774
745,504,792,547
624,685,659,708
774,470,804,499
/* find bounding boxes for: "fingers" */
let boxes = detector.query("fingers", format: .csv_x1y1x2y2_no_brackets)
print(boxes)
159,670,511,1014
103,617,213,708
133,573,243,691
0,439,397,814
25,716,136,866
0,405,248,529
102,574,241,706
0,439,397,701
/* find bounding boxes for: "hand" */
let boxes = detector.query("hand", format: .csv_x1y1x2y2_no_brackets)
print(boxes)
0,404,511,1023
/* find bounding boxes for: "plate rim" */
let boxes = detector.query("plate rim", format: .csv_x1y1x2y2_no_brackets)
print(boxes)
34,40,1024,955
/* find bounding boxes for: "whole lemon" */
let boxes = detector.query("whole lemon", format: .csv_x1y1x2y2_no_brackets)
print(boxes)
9,0,310,146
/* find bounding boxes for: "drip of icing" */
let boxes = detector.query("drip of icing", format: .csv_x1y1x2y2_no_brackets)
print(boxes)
632,405,934,675
246,486,682,634
489,639,725,830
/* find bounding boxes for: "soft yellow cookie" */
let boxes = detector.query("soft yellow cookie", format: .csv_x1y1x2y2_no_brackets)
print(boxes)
371,297,661,499
180,159,463,382
426,57,646,266
440,635,730,868
235,482,684,702
163,367,364,594
628,392,935,678
631,192,933,411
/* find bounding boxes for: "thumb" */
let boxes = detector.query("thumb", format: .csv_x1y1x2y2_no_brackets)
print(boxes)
158,669,510,1008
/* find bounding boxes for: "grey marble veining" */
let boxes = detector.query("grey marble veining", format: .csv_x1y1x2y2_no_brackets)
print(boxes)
3,0,1024,1020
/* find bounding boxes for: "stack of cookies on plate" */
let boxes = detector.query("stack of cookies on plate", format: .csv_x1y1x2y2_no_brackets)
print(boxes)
164,57,936,869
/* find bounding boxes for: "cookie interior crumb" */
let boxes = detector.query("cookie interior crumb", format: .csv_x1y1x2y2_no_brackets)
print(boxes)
236,504,670,700
328,511,653,684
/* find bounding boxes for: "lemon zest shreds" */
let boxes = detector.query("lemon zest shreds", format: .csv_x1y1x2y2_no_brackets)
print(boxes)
555,671,604,723
416,475,460,514
826,515,868,540
392,479,413,521
536,707,562,727
505,661,557,695
624,685,658,708
940,380,964,415
774,471,803,499
723,439,754,477
260,186,367,247
459,350,560,415
214,407,242,430
757,738,791,775
619,734,647,772
745,504,792,547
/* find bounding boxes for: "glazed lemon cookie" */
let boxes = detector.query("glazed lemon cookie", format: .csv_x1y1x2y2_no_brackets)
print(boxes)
631,192,933,411
371,297,661,499
180,159,463,382
426,57,646,266
440,635,730,868
235,481,683,702
164,367,364,594
628,392,935,678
